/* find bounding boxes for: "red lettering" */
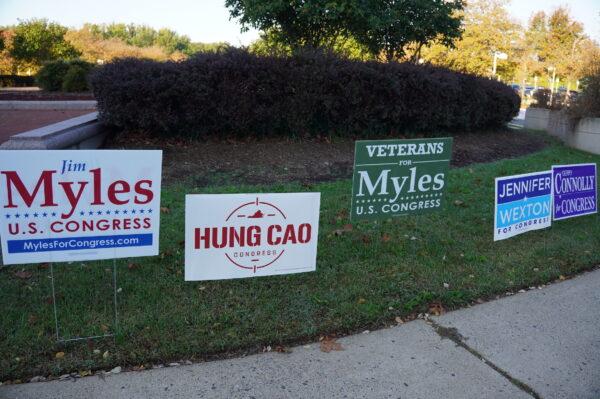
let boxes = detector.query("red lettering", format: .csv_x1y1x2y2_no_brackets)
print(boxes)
282,224,297,244
108,180,130,205
58,181,88,218
298,223,311,243
267,225,282,245
90,168,104,205
2,170,57,208
134,180,154,204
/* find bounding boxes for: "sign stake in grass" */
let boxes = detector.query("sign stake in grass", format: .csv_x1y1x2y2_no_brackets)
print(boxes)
350,138,453,221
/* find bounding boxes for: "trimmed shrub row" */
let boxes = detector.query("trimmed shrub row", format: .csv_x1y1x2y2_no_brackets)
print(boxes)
36,60,95,92
90,49,520,137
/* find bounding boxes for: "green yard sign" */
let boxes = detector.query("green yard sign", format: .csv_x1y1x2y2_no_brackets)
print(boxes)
351,138,453,221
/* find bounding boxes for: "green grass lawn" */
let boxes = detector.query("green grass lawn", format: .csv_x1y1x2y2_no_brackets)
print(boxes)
1,136,599,382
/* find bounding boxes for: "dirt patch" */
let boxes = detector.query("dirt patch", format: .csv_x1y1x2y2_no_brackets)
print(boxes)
107,129,547,186
0,90,94,101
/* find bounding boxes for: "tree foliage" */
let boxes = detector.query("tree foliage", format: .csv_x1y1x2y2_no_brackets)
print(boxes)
10,19,80,66
523,7,587,85
352,0,464,62
422,0,520,78
226,0,463,61
225,0,356,49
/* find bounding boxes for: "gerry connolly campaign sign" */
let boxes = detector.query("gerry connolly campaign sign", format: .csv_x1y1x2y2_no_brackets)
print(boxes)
351,138,452,221
552,163,597,220
185,193,320,281
494,171,552,241
0,150,162,265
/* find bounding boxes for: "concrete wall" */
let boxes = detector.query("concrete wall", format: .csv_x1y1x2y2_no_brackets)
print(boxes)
0,112,108,150
524,108,550,130
569,117,600,155
524,108,600,155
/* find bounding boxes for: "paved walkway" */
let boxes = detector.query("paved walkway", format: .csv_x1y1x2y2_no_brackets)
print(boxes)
2,269,599,399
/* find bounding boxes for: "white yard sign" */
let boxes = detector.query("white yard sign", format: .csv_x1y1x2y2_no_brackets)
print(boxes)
185,193,320,281
0,150,162,265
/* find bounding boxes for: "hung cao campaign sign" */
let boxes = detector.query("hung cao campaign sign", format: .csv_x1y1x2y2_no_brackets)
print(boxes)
351,138,453,221
552,163,597,220
0,150,162,265
494,171,552,241
185,193,320,281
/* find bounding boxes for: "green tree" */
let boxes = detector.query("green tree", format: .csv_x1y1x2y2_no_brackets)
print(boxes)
225,0,361,49
422,0,520,79
10,19,79,66
156,28,192,54
249,29,372,60
520,7,592,90
352,0,464,62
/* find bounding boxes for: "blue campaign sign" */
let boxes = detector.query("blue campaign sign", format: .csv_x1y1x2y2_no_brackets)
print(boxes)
494,171,552,241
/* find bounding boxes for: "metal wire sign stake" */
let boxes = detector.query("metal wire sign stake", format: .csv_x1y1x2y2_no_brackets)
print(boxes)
49,259,119,343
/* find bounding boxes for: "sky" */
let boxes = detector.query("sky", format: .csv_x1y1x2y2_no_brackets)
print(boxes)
0,0,599,45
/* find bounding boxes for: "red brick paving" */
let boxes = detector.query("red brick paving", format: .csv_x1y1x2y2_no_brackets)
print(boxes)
0,110,94,144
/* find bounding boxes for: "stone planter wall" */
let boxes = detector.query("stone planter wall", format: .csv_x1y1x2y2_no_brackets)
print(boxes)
0,112,108,150
523,108,550,130
525,108,600,155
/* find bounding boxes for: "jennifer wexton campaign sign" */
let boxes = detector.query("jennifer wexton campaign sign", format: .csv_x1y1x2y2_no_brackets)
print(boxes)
351,138,452,221
552,163,597,220
494,171,552,241
0,150,162,265
185,193,320,281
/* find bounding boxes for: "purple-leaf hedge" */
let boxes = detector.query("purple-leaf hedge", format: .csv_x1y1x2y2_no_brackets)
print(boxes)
90,49,520,137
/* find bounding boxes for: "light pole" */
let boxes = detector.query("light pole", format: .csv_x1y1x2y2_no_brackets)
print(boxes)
492,51,508,78
548,66,556,105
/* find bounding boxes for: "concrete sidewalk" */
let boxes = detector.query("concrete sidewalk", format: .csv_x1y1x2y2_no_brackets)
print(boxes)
2,269,599,399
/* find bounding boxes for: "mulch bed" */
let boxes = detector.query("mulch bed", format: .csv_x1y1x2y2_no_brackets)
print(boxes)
0,90,94,101
107,129,547,186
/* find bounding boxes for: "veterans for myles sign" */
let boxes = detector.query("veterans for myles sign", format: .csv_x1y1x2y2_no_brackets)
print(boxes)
552,163,597,220
0,150,162,265
351,138,452,221
494,171,552,241
185,193,320,281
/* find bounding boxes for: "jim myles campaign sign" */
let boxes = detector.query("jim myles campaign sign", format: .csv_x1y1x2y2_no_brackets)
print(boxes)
0,150,162,265
494,171,552,241
185,193,320,280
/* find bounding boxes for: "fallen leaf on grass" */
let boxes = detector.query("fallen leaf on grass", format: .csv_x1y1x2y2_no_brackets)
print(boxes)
381,233,391,243
320,337,344,353
100,324,109,333
79,370,91,377
55,352,65,359
335,209,348,221
160,207,170,214
453,200,466,207
27,314,38,325
14,270,32,280
361,235,371,244
102,351,109,359
332,224,353,237
357,298,366,304
127,263,140,271
428,301,445,316
275,345,292,353
395,317,404,324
